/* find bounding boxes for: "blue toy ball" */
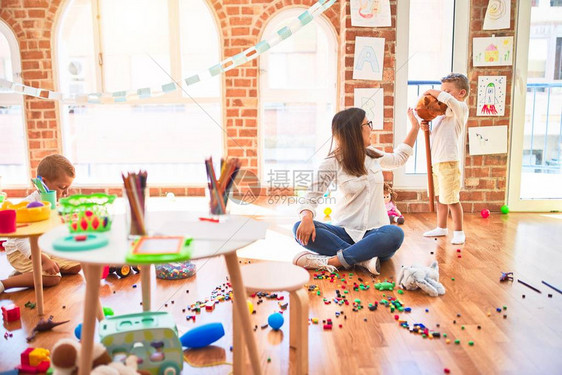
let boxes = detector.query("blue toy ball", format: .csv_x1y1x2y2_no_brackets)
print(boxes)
74,323,82,340
180,322,225,349
268,312,284,330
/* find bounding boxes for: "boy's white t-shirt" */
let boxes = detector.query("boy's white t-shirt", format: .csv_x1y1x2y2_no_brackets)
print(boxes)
3,191,41,258
429,91,469,165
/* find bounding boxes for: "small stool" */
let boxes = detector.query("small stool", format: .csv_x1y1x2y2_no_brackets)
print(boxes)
240,261,310,375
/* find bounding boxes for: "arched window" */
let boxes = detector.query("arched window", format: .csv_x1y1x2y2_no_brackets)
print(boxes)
55,0,222,185
0,20,29,187
259,8,337,192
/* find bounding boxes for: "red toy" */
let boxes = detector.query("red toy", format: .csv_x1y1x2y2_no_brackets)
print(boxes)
480,209,490,218
1,304,21,322
17,347,50,373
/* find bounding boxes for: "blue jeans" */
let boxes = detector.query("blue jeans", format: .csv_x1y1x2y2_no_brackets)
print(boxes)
292,221,404,268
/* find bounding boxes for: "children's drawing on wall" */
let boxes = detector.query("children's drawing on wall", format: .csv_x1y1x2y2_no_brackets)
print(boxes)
353,37,385,81
473,37,513,67
477,76,506,116
350,0,391,27
354,88,384,130
468,126,508,156
483,0,511,30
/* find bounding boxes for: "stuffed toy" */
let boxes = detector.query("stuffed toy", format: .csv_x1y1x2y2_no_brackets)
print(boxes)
397,261,446,297
384,182,404,225
51,338,147,375
415,94,448,122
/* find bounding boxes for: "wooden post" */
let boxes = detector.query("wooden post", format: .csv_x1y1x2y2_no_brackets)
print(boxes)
423,123,435,212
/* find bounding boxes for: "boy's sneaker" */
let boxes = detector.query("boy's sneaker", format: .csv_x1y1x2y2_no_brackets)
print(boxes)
292,251,338,273
423,227,448,237
451,231,466,245
356,257,380,276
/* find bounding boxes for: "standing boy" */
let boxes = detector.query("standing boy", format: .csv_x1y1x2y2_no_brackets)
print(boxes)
0,154,81,294
421,73,469,245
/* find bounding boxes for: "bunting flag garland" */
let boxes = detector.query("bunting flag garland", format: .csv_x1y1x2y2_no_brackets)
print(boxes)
0,0,336,104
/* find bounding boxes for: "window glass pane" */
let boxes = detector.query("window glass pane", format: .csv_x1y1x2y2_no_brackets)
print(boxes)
405,0,455,174
527,38,548,78
179,0,220,97
0,25,28,186
519,5,562,199
260,9,336,187
58,0,223,186
0,32,13,82
61,103,222,185
100,0,171,92
57,0,96,95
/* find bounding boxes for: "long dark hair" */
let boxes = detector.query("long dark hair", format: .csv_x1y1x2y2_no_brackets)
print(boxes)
328,107,383,177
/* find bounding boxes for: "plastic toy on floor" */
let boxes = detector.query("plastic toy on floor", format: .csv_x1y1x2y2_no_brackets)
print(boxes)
500,271,514,282
50,338,148,375
375,281,395,291
99,311,183,374
384,183,404,224
397,261,446,297
27,315,70,342
17,347,50,373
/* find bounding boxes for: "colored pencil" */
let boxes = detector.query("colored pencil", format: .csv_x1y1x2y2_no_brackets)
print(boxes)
122,172,147,235
541,280,562,294
205,157,241,215
37,176,50,192
517,279,542,294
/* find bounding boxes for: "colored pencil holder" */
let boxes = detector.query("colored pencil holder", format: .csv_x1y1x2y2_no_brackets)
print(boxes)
59,193,116,232
124,187,148,239
205,187,230,217
40,191,57,210
0,209,16,233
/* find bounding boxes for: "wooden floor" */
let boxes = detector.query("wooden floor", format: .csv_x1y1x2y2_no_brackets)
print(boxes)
1,208,561,374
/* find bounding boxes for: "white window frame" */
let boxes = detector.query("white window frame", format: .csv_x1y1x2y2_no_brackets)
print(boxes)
0,19,30,188
258,7,338,184
507,0,562,211
393,0,470,189
52,0,223,187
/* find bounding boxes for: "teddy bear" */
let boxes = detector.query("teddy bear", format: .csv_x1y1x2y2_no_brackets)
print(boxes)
50,338,148,375
415,94,448,122
397,261,446,297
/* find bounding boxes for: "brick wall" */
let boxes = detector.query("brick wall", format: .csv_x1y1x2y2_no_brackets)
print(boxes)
1,0,516,212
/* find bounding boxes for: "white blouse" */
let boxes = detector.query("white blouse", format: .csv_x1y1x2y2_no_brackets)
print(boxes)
298,143,413,243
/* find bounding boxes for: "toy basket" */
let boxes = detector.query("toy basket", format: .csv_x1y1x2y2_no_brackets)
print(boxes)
1,200,51,223
59,193,116,232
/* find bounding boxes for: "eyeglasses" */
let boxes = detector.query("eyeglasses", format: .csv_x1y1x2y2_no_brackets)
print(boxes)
362,121,373,130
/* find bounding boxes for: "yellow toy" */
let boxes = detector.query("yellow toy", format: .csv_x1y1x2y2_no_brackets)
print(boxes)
1,200,51,222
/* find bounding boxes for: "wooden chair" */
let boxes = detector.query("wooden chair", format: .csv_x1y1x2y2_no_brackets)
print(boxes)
240,261,310,375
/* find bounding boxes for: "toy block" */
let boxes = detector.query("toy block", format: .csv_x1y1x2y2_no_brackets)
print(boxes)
29,348,50,366
16,364,39,373
1,304,21,322
37,360,51,372
20,348,34,366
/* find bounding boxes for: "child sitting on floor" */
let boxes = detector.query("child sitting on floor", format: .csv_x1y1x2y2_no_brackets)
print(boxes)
384,182,404,225
0,154,81,294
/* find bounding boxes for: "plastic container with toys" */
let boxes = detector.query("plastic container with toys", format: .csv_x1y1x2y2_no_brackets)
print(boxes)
58,193,116,232
1,200,51,223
